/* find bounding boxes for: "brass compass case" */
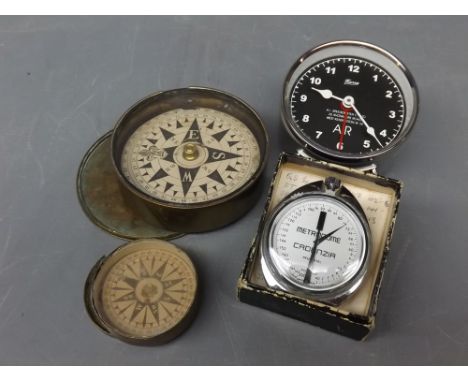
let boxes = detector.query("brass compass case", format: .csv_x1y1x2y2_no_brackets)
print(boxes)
76,131,183,240
85,239,198,345
111,87,269,233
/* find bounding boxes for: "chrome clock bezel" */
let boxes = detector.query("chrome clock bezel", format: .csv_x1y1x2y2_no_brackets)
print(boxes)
281,40,419,163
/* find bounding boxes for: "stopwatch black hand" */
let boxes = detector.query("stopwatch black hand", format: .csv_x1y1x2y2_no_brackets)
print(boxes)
317,224,346,245
304,211,326,284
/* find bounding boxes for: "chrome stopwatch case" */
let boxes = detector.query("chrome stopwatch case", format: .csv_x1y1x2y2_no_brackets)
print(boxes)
260,176,371,302
282,40,419,164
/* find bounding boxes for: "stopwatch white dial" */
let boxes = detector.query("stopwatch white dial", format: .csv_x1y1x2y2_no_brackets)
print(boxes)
262,195,368,295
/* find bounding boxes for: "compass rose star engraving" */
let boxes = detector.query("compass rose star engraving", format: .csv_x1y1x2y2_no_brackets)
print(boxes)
182,119,204,145
120,107,261,204
157,117,242,197
110,255,188,328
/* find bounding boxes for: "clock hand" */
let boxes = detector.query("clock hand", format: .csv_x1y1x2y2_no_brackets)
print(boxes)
312,87,384,148
303,211,326,284
350,104,384,148
311,87,344,102
338,105,349,151
317,224,346,245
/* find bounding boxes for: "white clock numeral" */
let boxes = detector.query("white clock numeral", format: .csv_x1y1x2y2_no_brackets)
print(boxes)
315,131,323,139
310,77,322,85
385,90,393,99
388,110,396,119
373,74,378,82
300,94,307,102
325,66,336,75
348,65,360,73
302,115,310,123
379,129,387,137
363,140,371,148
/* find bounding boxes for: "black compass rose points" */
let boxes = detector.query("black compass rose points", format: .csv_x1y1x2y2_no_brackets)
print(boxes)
144,117,245,199
113,291,136,302
182,118,203,145
178,166,201,197
149,304,160,325
121,276,139,290
205,147,241,163
148,167,170,183
130,302,145,322
139,258,151,278
163,277,185,289
148,145,177,165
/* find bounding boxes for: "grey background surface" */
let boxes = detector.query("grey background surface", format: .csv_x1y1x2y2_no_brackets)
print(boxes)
0,15,467,365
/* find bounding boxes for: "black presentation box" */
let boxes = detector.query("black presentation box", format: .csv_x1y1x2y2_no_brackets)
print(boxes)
237,152,402,340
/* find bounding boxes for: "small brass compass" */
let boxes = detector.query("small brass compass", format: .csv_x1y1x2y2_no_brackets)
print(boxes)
85,239,198,344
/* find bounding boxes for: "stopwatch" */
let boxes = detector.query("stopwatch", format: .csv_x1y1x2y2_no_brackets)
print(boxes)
112,87,269,233
282,40,418,164
260,176,371,302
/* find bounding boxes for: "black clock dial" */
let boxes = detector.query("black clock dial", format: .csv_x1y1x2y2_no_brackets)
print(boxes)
290,57,405,156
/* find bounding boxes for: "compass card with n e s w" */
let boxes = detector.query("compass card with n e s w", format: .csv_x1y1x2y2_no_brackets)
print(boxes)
121,107,260,205
85,239,198,344
112,87,269,233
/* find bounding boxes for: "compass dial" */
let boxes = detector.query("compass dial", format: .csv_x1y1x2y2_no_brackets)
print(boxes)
111,87,268,232
120,108,261,204
282,41,418,162
86,239,197,343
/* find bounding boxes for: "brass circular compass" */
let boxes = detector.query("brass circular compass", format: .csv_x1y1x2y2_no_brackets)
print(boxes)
85,239,198,344
112,87,269,232
120,107,261,205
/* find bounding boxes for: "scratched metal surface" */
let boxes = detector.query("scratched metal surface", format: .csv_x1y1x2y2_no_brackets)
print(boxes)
0,16,467,365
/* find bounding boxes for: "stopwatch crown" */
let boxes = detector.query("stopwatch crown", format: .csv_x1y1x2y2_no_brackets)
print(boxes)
324,177,341,191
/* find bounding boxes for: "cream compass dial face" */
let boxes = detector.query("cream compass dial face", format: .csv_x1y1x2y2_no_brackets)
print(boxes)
121,108,261,204
101,246,197,338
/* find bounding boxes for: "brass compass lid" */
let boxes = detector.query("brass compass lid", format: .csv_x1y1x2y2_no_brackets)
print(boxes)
84,239,198,344
76,131,183,240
